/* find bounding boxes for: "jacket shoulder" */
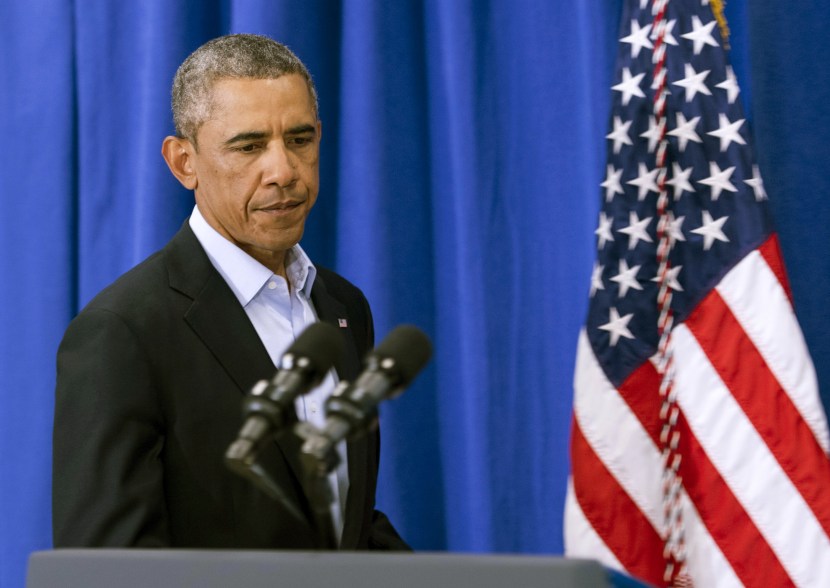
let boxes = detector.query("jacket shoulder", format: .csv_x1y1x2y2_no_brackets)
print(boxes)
313,266,374,358
76,224,206,321
315,266,367,303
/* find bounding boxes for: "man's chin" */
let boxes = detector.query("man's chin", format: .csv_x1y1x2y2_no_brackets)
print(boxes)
243,229,306,257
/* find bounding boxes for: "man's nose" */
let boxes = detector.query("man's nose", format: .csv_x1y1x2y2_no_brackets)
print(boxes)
261,143,298,188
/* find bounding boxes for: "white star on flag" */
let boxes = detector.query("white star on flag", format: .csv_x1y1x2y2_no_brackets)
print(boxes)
599,307,635,346
613,67,646,105
716,65,740,104
611,259,644,298
640,116,663,153
744,165,768,201
691,210,729,249
698,161,737,200
621,20,653,58
668,112,702,152
570,1,830,585
601,165,625,201
707,114,746,152
595,212,614,249
590,262,605,297
606,116,633,154
681,15,719,55
666,163,694,199
651,264,684,292
669,214,687,243
618,210,653,250
650,19,678,46
627,163,660,201
673,63,712,102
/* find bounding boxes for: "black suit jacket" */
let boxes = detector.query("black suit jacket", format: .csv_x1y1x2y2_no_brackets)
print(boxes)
53,223,407,550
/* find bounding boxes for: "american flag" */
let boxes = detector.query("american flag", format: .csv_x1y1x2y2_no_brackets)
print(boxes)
564,1,830,586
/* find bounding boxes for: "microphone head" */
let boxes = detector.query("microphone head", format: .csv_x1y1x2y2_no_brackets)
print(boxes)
369,324,432,385
281,321,345,375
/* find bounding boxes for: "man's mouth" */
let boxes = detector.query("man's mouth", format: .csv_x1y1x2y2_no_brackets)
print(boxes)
258,201,303,213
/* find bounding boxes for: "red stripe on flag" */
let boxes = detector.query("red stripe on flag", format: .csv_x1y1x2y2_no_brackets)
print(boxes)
617,361,795,587
617,359,663,445
685,288,830,538
676,409,795,587
570,418,664,585
758,234,793,304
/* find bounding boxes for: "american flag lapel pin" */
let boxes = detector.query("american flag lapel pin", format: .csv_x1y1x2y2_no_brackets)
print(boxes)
338,318,348,328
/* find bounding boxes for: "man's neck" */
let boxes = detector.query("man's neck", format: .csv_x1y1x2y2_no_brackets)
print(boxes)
241,245,288,279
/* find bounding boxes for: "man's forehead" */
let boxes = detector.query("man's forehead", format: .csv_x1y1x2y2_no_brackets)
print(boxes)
207,75,313,107
192,75,317,144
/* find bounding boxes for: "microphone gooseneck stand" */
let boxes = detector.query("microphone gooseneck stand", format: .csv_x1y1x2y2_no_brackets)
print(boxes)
225,396,339,550
226,323,433,551
294,384,383,549
224,322,345,550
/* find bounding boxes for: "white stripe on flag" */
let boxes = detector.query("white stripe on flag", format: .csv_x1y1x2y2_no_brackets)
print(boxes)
572,332,744,586
673,324,830,587
571,333,746,586
573,330,663,531
679,493,743,588
564,477,624,569
716,249,830,451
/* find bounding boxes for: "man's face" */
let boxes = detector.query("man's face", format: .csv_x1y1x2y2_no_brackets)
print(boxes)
188,75,321,269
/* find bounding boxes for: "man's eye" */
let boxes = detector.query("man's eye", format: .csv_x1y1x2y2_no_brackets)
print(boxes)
230,143,262,153
289,136,313,146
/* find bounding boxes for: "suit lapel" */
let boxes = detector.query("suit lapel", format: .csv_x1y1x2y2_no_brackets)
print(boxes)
184,273,274,392
165,224,310,511
165,224,371,548
166,223,274,397
311,275,369,550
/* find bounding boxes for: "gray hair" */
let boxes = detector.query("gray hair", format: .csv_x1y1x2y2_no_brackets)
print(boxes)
171,34,318,143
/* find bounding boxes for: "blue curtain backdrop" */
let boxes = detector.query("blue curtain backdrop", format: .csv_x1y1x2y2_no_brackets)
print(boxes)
2,1,829,587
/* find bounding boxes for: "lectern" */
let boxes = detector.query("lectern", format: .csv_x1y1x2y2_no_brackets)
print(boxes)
27,550,651,588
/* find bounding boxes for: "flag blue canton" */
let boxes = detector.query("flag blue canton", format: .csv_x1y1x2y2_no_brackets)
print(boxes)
587,0,775,387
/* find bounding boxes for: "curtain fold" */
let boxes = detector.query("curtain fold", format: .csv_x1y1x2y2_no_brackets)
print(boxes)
0,2,77,587
335,0,443,549
3,1,830,587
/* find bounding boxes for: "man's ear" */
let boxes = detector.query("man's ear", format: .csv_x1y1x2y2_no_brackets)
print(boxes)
161,136,198,190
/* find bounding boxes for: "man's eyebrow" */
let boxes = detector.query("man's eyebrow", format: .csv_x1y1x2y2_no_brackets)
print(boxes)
285,124,317,136
223,131,269,146
223,125,316,145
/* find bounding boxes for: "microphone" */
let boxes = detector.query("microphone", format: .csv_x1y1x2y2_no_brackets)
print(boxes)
226,321,345,473
298,324,432,475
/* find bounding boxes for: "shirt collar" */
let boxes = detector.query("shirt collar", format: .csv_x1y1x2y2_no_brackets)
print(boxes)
188,205,317,307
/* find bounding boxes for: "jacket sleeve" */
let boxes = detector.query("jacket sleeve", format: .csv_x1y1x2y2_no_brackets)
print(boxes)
53,307,171,547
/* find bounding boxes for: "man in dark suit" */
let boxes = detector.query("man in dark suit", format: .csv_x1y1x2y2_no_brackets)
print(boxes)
53,34,407,550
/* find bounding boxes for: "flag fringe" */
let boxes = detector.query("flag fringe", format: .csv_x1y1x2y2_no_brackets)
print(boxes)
708,0,731,48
